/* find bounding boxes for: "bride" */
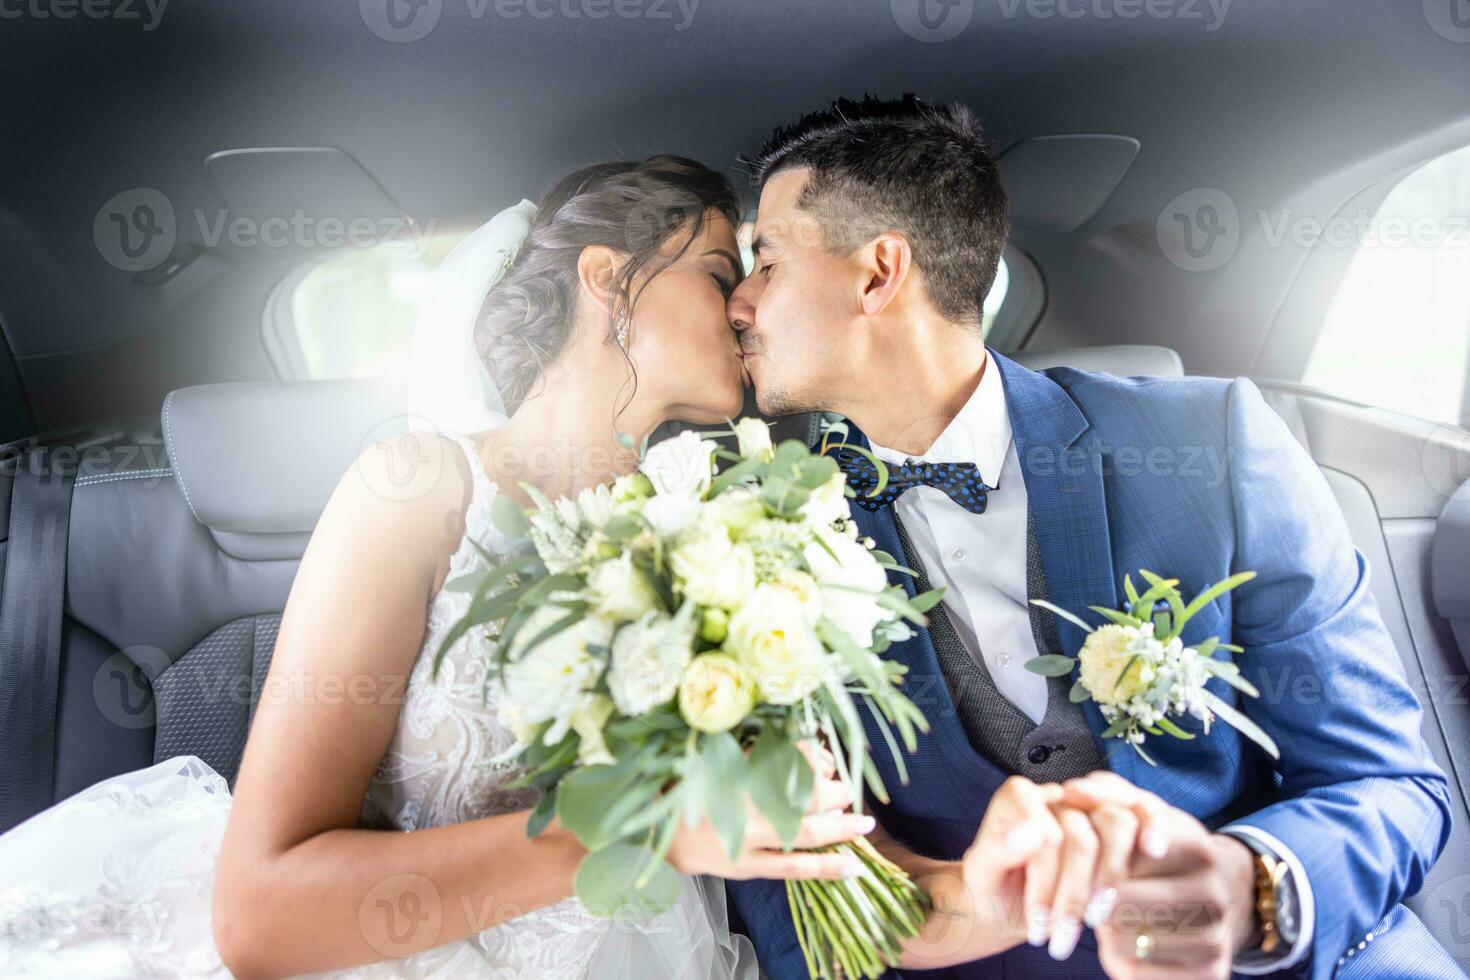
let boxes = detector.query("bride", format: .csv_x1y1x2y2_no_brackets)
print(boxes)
0,155,873,978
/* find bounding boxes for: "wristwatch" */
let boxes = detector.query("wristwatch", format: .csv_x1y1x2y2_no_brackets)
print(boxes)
1245,847,1302,955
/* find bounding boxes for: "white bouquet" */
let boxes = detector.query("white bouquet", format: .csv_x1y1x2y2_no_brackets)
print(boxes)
437,419,939,979
1027,570,1280,765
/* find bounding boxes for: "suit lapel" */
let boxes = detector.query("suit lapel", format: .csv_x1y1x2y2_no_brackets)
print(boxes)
992,351,1148,786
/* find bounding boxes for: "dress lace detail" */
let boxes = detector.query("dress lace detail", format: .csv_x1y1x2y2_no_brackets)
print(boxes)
352,432,614,977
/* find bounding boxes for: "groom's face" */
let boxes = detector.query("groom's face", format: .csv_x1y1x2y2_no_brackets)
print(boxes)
728,168,862,416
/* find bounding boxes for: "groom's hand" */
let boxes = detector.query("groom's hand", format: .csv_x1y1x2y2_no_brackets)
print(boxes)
1061,772,1258,980
895,776,1148,969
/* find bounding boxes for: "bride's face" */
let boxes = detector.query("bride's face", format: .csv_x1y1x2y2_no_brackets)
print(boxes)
621,210,746,424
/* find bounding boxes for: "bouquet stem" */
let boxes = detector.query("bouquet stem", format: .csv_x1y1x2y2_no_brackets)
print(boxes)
785,836,931,979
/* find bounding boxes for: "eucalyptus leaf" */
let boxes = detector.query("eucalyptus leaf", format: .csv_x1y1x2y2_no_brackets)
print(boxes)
574,843,682,920
603,513,643,541
748,726,811,851
701,731,749,861
490,494,531,537
526,785,559,837
1025,655,1077,677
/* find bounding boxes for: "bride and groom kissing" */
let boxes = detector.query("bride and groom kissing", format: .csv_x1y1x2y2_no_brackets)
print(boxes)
0,94,1456,980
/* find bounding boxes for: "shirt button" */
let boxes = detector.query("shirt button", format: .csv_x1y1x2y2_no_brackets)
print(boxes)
1027,745,1052,765
995,653,1012,668
951,547,967,562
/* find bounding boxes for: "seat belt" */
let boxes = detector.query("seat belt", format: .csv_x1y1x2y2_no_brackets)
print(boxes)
0,451,77,833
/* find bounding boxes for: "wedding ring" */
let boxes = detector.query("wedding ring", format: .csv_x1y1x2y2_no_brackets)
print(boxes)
1134,930,1155,961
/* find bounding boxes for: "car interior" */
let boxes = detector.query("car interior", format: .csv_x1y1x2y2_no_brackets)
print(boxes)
3,1,1470,971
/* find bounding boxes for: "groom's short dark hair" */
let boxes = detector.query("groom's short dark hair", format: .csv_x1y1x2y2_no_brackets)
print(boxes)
750,94,1008,329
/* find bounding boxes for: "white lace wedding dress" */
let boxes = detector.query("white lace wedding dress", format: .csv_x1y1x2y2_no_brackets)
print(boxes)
0,433,756,980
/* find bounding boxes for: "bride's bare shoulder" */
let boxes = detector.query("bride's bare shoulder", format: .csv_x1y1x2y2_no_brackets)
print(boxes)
309,430,478,575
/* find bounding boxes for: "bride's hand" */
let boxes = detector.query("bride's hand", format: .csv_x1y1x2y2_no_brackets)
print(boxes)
667,740,875,880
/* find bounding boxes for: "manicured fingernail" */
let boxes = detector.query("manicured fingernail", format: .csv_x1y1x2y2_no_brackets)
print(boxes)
1005,821,1045,855
1026,905,1051,946
1142,827,1169,859
1084,887,1117,929
1048,915,1082,960
855,815,876,834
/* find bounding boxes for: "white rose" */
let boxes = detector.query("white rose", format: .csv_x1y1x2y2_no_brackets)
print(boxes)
640,430,717,498
641,492,703,538
702,486,767,536
678,654,757,733
608,610,695,715
803,526,892,647
670,524,756,610
502,611,613,744
733,417,774,461
767,569,823,626
1078,624,1158,706
725,584,827,704
587,552,658,621
570,694,616,766
799,472,851,529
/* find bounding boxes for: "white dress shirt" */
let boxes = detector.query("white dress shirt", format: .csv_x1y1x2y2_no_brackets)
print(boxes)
867,356,1050,723
864,354,1313,972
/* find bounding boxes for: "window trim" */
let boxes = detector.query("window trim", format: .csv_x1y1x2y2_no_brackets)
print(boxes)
1254,143,1470,427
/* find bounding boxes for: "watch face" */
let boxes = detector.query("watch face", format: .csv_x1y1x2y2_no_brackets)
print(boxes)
1276,871,1302,946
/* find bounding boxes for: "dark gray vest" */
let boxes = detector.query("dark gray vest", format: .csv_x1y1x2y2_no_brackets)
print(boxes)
892,511,1102,782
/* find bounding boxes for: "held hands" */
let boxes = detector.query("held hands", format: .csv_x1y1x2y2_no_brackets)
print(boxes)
1059,772,1258,980
900,772,1258,978
666,741,875,881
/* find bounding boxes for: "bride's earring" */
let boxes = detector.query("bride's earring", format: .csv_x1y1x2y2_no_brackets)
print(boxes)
614,308,629,349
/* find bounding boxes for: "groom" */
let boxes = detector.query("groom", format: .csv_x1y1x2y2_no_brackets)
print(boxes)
723,95,1457,979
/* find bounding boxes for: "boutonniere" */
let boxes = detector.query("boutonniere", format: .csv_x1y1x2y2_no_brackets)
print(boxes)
1025,570,1280,765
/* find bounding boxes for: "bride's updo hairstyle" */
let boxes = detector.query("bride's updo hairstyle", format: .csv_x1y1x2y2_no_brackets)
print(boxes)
474,154,740,412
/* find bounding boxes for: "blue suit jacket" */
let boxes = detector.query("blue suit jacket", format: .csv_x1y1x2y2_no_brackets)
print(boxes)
727,352,1455,980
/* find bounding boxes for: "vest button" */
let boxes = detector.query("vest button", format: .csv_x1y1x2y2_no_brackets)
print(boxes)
1026,745,1052,765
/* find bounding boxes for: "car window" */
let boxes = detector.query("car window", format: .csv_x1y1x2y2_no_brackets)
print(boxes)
287,227,1012,381
1302,143,1470,424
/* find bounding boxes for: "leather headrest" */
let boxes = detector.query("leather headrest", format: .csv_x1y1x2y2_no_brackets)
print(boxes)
1005,345,1184,378
162,378,408,535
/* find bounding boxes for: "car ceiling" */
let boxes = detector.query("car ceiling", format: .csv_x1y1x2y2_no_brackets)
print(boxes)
2,0,1469,437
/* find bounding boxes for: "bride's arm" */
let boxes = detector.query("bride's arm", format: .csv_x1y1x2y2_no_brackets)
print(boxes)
213,435,867,979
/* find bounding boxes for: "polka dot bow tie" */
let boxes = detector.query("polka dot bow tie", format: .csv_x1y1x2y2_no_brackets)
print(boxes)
832,448,994,515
